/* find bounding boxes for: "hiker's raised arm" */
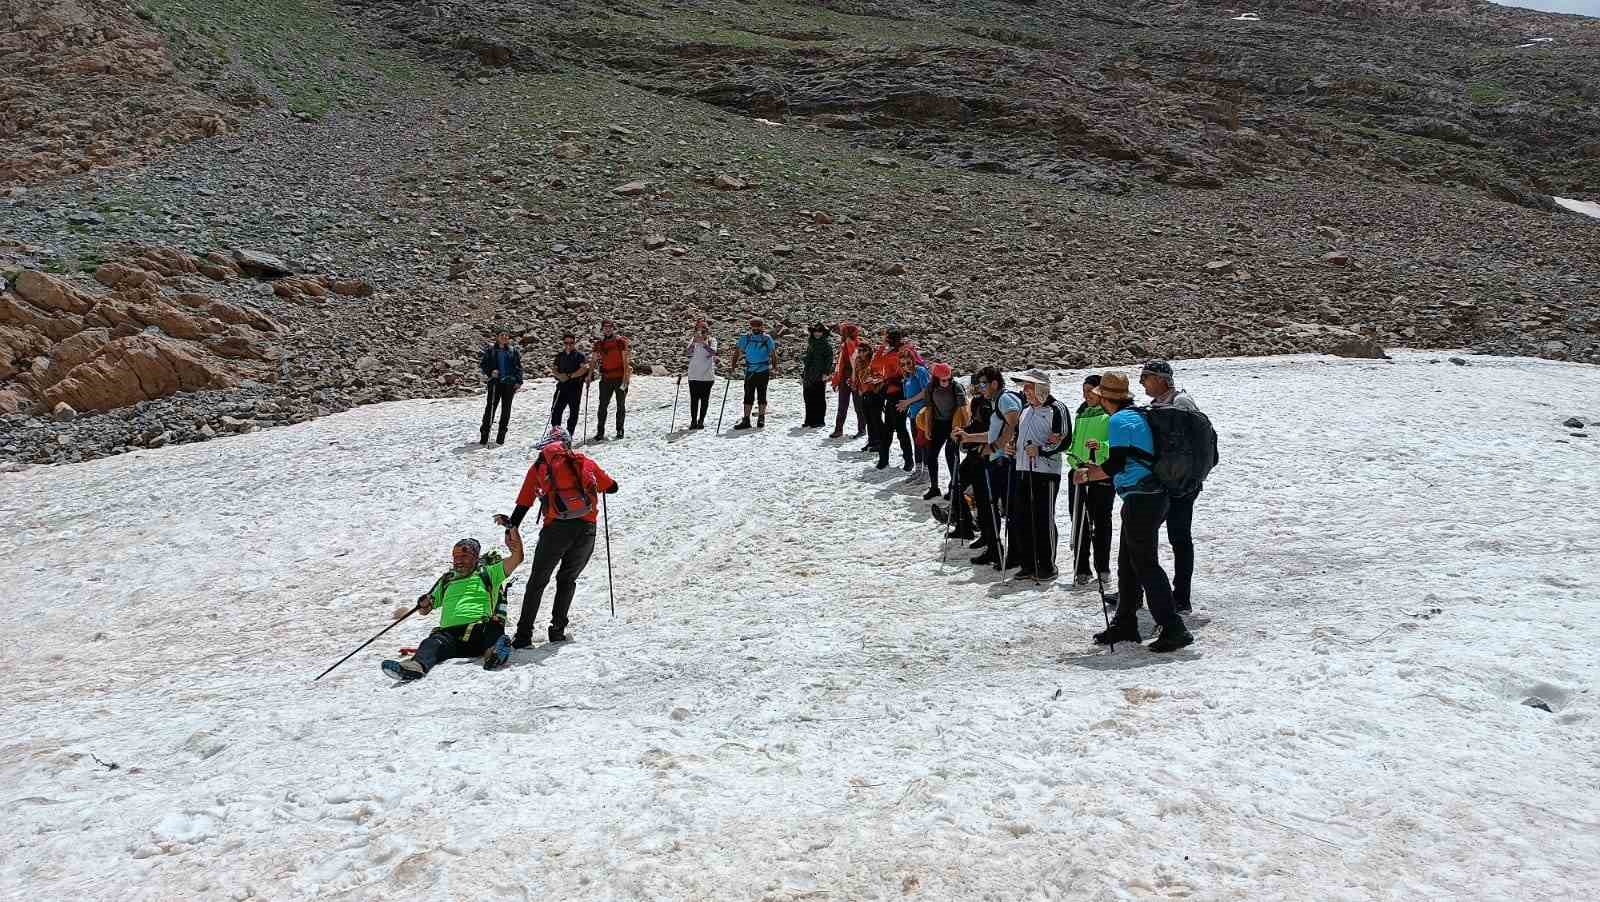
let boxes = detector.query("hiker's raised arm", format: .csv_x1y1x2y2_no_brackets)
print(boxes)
503,527,524,573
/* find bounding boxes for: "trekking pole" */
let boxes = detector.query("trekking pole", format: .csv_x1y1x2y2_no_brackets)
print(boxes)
670,375,682,432
1082,494,1114,648
997,457,1014,572
581,371,593,442
715,363,733,434
1023,449,1040,585
940,446,959,569
601,492,616,618
314,604,417,681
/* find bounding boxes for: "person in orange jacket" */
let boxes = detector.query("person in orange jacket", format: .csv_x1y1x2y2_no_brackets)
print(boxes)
494,425,619,646
830,322,865,439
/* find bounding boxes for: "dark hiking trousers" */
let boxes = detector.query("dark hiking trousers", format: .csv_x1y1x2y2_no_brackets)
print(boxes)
1070,480,1115,578
1167,491,1198,607
926,419,958,494
1007,471,1060,575
803,379,827,426
596,378,627,436
861,391,886,449
879,402,913,469
960,452,997,546
480,381,514,443
834,385,861,434
415,620,505,674
688,379,713,427
1111,492,1180,628
516,518,597,641
551,384,581,434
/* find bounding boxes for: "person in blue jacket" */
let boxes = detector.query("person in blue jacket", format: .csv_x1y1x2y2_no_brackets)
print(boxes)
1073,371,1193,653
478,329,523,446
731,318,778,430
895,352,933,480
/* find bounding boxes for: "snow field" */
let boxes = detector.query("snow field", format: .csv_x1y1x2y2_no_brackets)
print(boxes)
1,351,1597,900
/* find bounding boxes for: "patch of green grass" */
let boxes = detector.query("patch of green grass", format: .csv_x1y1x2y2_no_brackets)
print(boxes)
139,0,437,117
1467,81,1510,106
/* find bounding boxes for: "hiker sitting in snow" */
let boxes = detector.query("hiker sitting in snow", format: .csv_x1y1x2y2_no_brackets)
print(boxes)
380,532,525,681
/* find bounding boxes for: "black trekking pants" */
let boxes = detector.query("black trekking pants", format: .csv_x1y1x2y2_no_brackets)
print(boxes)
596,378,627,436
926,419,958,493
959,452,994,544
1167,491,1198,607
480,381,514,443
688,379,713,427
1006,471,1060,574
803,379,827,426
516,518,597,641
1112,492,1180,628
879,401,913,469
415,620,505,674
1070,480,1115,578
861,391,886,448
551,384,581,434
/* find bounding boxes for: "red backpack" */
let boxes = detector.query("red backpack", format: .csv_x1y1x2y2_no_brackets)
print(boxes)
537,447,596,520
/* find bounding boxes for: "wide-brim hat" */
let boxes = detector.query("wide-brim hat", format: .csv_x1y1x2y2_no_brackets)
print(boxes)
1092,371,1134,401
1010,368,1051,388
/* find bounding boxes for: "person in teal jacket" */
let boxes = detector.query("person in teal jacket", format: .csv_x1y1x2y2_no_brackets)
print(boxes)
1069,375,1114,586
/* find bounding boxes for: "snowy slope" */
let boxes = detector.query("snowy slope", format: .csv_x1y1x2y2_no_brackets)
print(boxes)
2,352,1598,901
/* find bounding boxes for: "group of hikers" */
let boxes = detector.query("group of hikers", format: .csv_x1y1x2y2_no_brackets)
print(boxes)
797,321,1213,654
385,317,1214,681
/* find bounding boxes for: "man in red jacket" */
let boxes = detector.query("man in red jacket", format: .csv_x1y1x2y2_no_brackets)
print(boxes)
494,426,619,646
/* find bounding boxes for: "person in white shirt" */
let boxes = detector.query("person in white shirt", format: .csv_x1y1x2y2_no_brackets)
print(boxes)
684,319,719,430
1007,369,1073,581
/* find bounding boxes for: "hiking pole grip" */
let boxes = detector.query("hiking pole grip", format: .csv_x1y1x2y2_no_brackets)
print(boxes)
314,604,418,681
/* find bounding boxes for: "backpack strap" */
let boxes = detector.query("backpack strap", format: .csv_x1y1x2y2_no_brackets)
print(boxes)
1039,400,1072,458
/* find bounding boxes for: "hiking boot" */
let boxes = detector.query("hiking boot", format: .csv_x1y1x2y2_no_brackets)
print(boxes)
547,630,571,643
593,432,607,442
381,658,425,681
829,429,844,438
616,430,625,440
931,504,949,524
1012,569,1037,581
1148,621,1195,653
971,551,999,566
1035,567,1059,581
734,418,752,430
950,526,977,541
483,636,512,670
922,487,941,500
511,635,534,650
1093,619,1141,646
875,460,889,470
1175,603,1193,615
757,414,766,428
968,537,991,550
902,460,914,472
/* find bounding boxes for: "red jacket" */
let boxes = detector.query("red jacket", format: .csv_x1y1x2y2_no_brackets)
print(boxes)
593,336,630,380
515,446,617,525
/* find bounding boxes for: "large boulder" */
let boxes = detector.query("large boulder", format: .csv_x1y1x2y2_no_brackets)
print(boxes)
42,334,237,412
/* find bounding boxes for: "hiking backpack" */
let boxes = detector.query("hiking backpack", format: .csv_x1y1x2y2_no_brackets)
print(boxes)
1130,406,1220,498
535,450,597,520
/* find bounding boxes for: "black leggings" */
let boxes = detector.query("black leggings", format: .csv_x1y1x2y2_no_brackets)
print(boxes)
688,379,713,427
879,401,913,468
551,385,581,434
1070,480,1115,578
926,418,958,492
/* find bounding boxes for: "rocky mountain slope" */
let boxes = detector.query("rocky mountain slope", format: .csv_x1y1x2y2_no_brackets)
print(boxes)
2,0,1597,464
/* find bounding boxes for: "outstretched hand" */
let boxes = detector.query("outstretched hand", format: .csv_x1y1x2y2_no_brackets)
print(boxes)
414,593,433,615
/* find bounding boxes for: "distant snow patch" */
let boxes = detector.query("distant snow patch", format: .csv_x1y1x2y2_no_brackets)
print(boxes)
1232,12,1261,21
1553,196,1600,220
1517,37,1556,47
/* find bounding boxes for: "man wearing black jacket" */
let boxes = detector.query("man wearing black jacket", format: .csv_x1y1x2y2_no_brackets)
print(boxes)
549,332,587,435
479,330,523,446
